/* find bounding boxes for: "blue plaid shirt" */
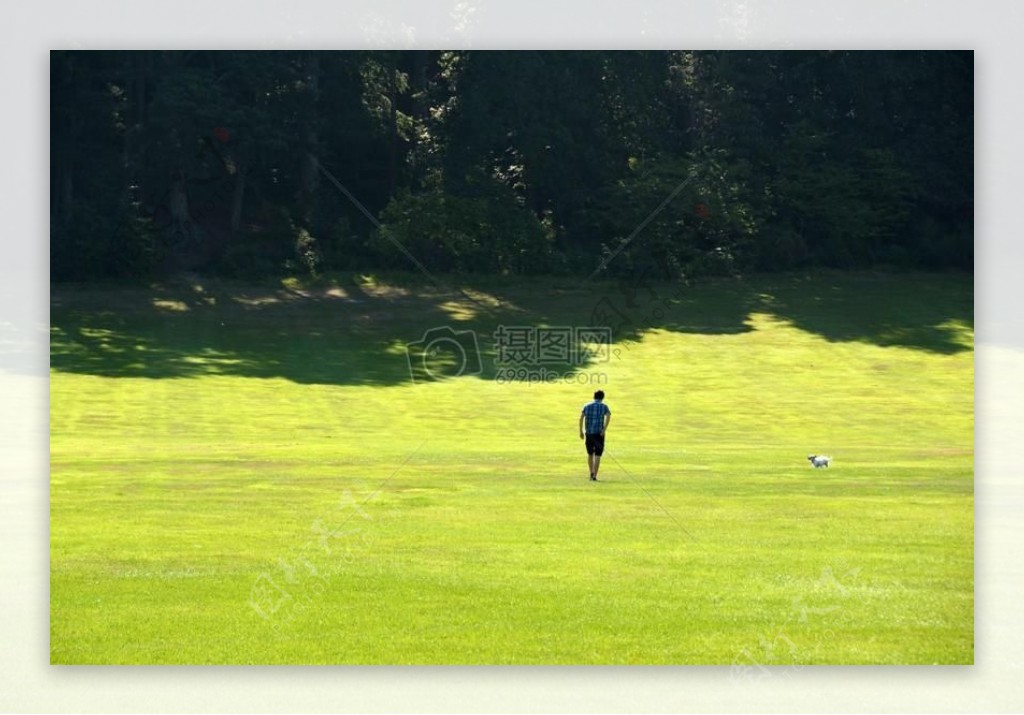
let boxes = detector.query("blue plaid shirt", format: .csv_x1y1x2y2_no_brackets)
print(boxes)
581,400,610,434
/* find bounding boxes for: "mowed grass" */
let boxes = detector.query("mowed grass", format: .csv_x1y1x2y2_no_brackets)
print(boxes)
49,271,973,664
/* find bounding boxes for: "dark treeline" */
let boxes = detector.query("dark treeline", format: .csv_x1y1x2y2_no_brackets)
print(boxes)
50,50,972,281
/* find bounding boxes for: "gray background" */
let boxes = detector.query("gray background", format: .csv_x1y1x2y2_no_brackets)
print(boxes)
2,0,1016,711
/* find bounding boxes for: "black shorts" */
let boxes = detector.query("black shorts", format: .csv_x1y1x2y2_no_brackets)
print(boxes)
585,433,605,456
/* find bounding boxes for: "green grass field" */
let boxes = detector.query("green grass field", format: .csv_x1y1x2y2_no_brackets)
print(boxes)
49,270,973,664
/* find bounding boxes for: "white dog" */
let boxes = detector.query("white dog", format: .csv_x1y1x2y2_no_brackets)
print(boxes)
807,455,831,468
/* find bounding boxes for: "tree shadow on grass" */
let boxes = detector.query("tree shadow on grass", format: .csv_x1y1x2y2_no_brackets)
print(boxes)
582,273,758,339
51,275,481,386
49,270,973,388
756,272,973,355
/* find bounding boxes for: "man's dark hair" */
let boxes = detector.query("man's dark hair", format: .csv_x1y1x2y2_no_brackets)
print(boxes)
594,390,605,400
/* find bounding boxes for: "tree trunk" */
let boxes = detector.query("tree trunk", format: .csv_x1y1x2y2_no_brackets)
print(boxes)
129,53,146,171
168,170,192,240
299,51,320,228
388,64,399,196
55,52,76,230
231,164,247,234
409,50,429,180
60,163,73,229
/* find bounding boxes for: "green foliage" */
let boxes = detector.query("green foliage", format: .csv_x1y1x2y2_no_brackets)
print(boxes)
359,52,412,141
51,201,114,281
51,199,161,281
215,207,295,279
769,126,917,269
293,228,322,276
373,188,555,274
317,216,368,271
109,209,162,279
50,50,973,281
217,241,284,279
581,151,758,279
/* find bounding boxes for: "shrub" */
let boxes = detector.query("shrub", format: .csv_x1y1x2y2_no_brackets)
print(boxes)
51,200,161,282
373,189,555,274
579,151,758,280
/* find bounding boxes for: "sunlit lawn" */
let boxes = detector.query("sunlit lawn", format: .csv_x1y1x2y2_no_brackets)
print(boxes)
49,271,973,663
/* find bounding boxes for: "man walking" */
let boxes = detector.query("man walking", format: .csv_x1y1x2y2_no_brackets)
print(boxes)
579,390,611,481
